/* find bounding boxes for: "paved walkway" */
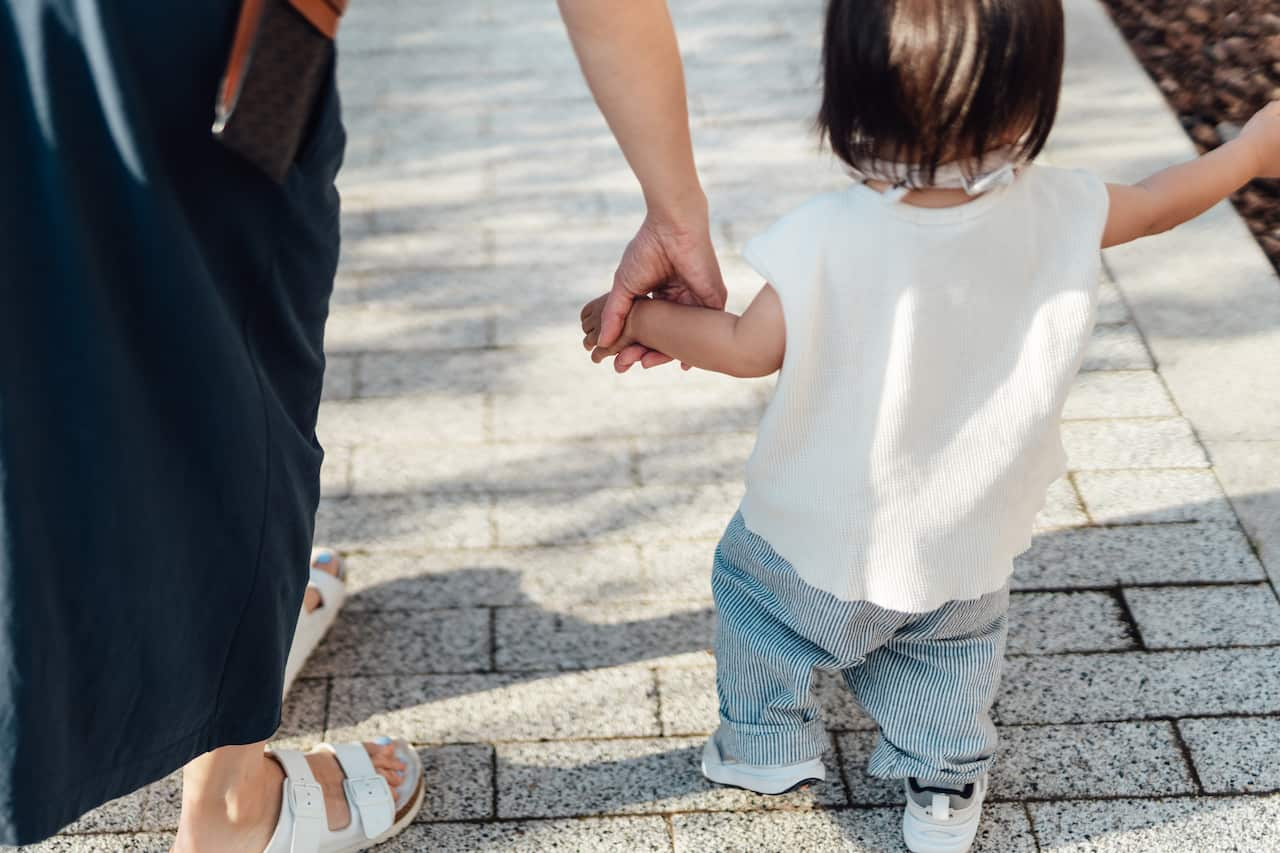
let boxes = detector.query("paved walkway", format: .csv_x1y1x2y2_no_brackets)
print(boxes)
26,0,1280,850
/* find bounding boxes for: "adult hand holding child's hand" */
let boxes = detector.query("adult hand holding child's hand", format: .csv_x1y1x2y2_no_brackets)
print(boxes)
595,210,727,372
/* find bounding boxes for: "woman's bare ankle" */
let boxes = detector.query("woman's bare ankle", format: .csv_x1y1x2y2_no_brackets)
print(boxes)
174,744,283,853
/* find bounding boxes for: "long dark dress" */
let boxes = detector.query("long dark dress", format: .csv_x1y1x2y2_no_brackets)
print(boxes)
0,1,344,842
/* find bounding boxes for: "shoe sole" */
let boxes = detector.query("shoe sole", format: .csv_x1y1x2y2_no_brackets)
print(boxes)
708,776,825,796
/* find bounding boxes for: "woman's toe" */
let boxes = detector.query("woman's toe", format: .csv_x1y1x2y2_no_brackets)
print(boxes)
310,548,342,578
303,548,343,613
365,741,407,789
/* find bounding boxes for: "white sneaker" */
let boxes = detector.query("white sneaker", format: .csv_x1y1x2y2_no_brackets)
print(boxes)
901,774,988,853
699,731,825,795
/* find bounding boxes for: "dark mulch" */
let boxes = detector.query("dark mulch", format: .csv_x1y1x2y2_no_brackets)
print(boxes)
1100,0,1280,271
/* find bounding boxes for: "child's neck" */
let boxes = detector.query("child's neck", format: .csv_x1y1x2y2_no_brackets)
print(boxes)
864,179,981,209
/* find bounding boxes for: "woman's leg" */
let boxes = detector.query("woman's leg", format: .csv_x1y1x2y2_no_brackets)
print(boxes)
176,550,409,850
175,743,282,853
177,739,411,850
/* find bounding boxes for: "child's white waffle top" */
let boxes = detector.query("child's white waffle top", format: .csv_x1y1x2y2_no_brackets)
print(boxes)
739,165,1110,612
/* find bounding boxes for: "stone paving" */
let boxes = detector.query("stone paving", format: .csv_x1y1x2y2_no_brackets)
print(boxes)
23,0,1280,850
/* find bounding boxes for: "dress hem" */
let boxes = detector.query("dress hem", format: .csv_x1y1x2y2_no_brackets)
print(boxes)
2,709,282,846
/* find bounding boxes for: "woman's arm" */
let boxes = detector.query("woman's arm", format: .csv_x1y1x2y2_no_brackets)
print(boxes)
1103,101,1280,248
581,285,786,378
558,0,726,370
557,0,703,222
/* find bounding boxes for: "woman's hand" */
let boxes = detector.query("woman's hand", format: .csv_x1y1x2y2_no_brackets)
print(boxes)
558,0,726,370
596,206,727,372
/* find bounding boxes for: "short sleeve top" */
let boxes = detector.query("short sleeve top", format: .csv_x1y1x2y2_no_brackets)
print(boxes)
739,165,1111,612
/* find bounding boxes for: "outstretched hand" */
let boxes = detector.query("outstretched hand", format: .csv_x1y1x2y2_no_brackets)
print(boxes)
596,211,727,372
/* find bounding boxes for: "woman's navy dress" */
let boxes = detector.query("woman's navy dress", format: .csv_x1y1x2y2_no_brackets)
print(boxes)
0,0,344,842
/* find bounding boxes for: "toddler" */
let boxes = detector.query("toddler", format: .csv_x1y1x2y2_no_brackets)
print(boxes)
581,1,1280,851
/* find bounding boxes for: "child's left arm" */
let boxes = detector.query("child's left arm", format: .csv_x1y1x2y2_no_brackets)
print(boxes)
1102,101,1280,248
581,283,785,378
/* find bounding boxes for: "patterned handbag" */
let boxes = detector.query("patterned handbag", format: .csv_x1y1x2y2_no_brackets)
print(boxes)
212,0,349,182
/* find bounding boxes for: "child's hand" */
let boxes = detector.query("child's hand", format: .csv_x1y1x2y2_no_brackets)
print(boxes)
1240,101,1280,179
581,294,637,364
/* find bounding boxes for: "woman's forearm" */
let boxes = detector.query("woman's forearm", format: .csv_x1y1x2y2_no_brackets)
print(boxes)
557,0,706,222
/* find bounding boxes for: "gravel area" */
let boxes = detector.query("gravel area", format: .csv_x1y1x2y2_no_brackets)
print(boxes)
1101,0,1280,271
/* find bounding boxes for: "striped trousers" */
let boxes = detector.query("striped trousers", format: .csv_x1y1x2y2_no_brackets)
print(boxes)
712,513,1009,785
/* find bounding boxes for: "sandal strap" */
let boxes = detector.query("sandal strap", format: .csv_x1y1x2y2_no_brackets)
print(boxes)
306,566,347,610
324,742,394,839
270,750,326,853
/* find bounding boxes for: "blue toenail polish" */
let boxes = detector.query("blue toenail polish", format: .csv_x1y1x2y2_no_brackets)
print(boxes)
373,735,391,745
315,552,333,564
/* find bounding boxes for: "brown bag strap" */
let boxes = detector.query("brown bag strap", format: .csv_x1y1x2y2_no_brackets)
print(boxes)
288,0,348,39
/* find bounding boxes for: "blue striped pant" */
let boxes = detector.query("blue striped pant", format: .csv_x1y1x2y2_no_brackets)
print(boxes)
712,513,1009,785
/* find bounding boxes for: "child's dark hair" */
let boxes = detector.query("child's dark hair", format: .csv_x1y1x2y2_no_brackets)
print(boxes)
817,0,1065,180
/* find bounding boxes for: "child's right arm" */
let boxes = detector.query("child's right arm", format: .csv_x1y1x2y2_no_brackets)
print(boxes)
1102,101,1280,248
581,283,785,378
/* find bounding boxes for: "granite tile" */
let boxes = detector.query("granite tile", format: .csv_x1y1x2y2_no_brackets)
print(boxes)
492,386,766,442
1034,476,1090,530
494,601,714,671
351,439,633,495
59,786,147,834
324,305,492,353
1178,717,1280,794
1029,795,1280,851
991,721,1194,800
1008,591,1136,654
1124,584,1280,649
314,492,493,550
1073,469,1236,524
1013,523,1264,589
1204,440,1280,591
320,444,352,498
671,804,1036,852
341,545,650,611
496,737,845,818
317,394,487,448
303,607,491,676
1060,418,1207,470
1061,370,1176,419
326,667,660,743
1081,324,1153,371
140,773,181,832
416,744,496,823
838,721,1193,804
323,354,357,401
997,648,1280,724
15,834,175,852
494,484,742,547
634,433,757,485
1095,279,1131,324
381,817,671,852
275,676,329,750
640,540,719,604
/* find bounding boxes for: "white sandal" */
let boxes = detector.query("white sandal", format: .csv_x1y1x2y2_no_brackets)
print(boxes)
263,739,424,852
284,548,348,696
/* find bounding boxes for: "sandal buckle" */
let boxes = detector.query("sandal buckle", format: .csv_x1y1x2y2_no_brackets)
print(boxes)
288,779,325,820
343,775,393,838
